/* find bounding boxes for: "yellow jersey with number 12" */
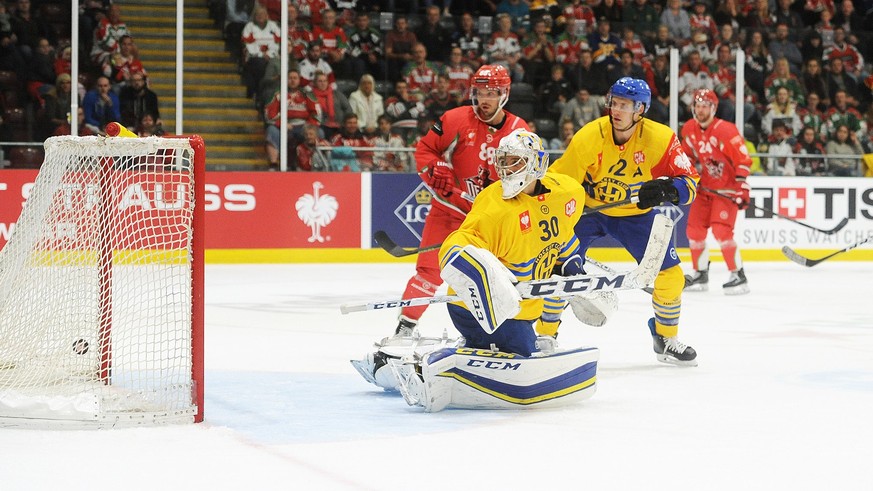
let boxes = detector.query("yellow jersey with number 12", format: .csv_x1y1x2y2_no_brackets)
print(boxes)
549,116,699,217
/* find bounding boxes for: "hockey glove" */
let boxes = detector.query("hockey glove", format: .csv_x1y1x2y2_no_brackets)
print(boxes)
734,179,751,210
421,161,455,194
637,177,680,209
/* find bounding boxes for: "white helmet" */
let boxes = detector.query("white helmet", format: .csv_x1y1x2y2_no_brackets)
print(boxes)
492,129,549,199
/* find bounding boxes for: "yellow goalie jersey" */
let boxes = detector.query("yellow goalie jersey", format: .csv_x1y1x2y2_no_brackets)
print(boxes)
549,116,698,216
439,173,587,321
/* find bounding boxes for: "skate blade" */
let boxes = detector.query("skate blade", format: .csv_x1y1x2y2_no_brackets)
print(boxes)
684,283,708,292
723,284,750,296
656,354,699,367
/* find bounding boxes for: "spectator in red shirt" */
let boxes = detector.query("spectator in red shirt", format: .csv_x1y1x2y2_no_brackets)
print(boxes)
313,9,351,77
295,124,331,171
309,70,353,140
103,35,147,93
330,113,373,171
443,46,475,101
264,69,322,169
402,43,440,102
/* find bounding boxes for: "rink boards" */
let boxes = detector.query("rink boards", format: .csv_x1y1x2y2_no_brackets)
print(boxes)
0,171,870,262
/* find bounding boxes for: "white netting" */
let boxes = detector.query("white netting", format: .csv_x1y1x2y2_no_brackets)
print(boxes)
0,135,202,428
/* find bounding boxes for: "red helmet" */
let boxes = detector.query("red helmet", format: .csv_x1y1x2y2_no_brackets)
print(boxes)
471,65,511,122
691,89,718,121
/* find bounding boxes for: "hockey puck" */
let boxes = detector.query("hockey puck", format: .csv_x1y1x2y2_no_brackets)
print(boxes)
72,339,89,355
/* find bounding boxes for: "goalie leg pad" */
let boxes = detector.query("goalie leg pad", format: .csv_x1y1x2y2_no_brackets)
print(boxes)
568,291,618,327
395,346,600,412
440,245,521,334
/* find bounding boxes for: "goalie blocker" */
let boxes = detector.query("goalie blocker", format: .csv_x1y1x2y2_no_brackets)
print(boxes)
390,345,599,412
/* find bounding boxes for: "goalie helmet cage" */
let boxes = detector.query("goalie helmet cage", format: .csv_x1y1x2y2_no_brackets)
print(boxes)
0,135,205,429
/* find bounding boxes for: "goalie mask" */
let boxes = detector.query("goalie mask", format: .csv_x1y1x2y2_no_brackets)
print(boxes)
492,129,549,199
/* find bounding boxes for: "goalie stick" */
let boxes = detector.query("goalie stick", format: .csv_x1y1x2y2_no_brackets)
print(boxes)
781,235,873,267
373,197,641,258
584,256,655,295
376,230,656,294
342,213,671,314
701,186,849,235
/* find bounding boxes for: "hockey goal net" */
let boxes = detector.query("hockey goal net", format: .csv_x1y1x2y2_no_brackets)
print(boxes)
0,135,204,428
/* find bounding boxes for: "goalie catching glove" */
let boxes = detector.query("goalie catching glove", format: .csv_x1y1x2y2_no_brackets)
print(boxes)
637,177,680,209
441,245,521,334
541,255,619,329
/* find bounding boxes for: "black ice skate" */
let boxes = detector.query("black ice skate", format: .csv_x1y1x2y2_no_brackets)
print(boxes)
377,316,418,347
683,270,709,292
722,268,750,295
394,316,417,337
648,318,698,367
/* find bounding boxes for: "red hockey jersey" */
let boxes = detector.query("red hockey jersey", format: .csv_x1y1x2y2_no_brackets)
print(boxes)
414,105,529,217
680,118,751,191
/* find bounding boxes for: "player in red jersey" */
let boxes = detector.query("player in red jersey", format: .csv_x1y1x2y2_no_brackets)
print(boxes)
391,64,530,338
680,89,752,295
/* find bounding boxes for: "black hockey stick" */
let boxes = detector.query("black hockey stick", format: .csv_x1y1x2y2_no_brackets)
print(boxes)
701,187,849,235
373,230,441,257
781,235,873,267
373,197,640,258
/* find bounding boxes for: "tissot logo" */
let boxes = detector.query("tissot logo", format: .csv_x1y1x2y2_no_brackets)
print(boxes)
394,182,431,240
747,186,873,220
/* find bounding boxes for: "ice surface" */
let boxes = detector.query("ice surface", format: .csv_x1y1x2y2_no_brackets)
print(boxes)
2,261,872,490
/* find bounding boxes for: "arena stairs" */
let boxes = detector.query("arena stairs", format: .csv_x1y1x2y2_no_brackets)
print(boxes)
118,0,268,170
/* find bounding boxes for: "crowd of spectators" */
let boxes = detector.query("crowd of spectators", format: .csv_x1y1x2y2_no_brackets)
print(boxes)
2,0,872,175
217,0,873,176
0,0,163,164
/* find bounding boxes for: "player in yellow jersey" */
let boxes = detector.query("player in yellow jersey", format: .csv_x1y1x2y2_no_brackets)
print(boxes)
438,129,616,356
548,77,700,366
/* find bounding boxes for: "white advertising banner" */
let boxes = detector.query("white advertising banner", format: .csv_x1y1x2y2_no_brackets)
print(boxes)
737,177,873,250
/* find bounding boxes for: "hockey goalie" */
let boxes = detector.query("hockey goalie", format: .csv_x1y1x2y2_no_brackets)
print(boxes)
351,130,672,412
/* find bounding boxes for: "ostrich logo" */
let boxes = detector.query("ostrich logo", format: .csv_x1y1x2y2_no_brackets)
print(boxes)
295,181,339,243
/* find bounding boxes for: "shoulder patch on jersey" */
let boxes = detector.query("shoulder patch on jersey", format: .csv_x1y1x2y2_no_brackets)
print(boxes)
432,120,443,136
674,152,693,172
565,198,577,217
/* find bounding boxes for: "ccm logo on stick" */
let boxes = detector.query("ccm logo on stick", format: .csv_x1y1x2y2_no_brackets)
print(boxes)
528,275,626,296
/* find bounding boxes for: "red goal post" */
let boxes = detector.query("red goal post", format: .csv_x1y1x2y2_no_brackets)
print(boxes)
0,132,205,428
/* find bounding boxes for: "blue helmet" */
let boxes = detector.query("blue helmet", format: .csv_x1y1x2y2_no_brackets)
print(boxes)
607,77,652,114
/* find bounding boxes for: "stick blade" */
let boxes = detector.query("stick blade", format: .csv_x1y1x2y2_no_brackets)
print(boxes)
826,217,850,235
628,213,674,288
781,245,813,267
373,230,396,250
373,230,415,257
